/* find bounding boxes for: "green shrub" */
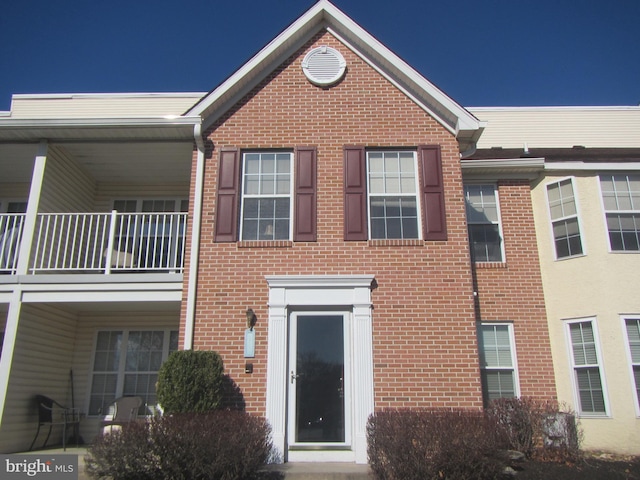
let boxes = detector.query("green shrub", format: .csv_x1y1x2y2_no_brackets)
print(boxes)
486,397,581,461
156,350,224,414
85,411,274,480
367,409,505,480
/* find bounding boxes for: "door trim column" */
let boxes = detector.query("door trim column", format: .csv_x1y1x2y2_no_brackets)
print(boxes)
265,275,375,464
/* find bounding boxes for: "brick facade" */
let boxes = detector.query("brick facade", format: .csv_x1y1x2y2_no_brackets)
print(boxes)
180,29,556,419
472,180,557,398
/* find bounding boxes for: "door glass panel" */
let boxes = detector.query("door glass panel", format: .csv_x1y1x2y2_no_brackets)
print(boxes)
295,315,345,443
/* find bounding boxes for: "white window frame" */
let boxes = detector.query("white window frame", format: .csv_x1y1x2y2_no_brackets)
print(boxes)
366,150,422,240
239,151,294,241
477,322,520,403
564,317,609,417
598,173,640,252
87,328,179,416
545,177,585,260
464,184,505,263
622,315,640,417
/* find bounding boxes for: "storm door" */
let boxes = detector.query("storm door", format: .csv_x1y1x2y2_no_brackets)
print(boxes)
288,312,351,450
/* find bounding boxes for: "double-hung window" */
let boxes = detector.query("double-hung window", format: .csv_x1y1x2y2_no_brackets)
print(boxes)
566,319,607,415
464,185,504,262
89,329,179,416
240,152,293,241
600,174,640,251
367,151,420,239
623,317,640,411
547,178,583,259
477,323,519,403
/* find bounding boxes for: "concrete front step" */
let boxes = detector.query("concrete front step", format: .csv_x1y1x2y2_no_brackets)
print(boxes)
260,462,373,479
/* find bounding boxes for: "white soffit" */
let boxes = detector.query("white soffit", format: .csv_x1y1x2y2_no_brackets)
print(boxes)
188,0,482,144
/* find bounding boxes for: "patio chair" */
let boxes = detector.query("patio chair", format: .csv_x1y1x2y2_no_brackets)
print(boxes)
29,394,80,451
100,396,143,433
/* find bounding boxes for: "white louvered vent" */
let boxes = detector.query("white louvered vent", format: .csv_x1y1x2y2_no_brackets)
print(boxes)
301,46,346,86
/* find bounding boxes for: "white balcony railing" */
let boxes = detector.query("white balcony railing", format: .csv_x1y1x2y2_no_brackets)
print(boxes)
30,211,187,274
0,214,25,274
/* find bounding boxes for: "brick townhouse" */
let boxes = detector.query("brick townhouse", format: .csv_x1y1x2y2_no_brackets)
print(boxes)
0,0,562,461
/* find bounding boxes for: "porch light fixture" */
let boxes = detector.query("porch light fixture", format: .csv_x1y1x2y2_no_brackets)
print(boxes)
246,308,256,331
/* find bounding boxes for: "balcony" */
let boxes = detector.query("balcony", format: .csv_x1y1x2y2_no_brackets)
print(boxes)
1,211,187,275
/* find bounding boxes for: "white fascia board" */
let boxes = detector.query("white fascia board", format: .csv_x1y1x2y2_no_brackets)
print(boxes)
461,157,544,170
12,92,206,101
545,161,640,171
189,0,482,139
321,2,481,135
469,106,640,112
187,3,328,118
0,116,201,128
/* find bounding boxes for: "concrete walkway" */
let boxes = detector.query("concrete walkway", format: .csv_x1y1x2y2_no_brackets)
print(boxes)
19,447,373,479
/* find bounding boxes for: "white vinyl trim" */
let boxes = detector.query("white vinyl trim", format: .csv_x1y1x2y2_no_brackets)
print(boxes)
265,275,374,464
564,317,610,417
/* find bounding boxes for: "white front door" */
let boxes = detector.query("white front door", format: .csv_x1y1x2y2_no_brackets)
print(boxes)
287,312,353,461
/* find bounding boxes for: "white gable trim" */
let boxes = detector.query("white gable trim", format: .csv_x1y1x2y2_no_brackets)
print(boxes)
188,1,482,148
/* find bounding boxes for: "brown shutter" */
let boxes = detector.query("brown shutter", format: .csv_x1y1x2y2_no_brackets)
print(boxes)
294,147,317,241
343,146,368,241
214,148,240,242
419,145,447,241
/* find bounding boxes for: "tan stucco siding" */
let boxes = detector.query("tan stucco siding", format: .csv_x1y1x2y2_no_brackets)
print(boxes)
532,172,640,454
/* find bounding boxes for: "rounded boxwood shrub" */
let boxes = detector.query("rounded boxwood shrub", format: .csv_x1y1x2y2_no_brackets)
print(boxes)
156,349,224,414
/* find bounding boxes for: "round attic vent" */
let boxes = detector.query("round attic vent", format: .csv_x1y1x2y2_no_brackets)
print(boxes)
301,46,346,86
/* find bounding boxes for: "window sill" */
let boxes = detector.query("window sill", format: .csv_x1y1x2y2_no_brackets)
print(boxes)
474,262,507,269
238,240,293,248
368,239,424,247
576,412,610,419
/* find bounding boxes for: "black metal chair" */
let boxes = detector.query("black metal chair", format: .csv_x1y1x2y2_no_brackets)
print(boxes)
29,394,80,451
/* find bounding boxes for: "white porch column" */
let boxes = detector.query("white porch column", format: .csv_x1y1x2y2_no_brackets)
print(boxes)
16,140,47,275
352,301,374,464
265,284,287,461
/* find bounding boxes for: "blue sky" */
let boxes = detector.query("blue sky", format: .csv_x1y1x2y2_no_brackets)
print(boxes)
1,0,638,111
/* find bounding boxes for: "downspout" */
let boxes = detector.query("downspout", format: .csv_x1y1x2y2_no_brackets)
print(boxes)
183,122,205,350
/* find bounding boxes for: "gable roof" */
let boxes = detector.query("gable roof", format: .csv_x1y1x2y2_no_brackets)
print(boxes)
187,0,484,153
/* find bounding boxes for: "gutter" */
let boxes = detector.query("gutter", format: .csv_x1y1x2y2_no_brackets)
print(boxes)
183,123,206,350
0,116,202,128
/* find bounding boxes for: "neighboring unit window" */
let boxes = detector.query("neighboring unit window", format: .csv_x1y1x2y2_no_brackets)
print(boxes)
547,178,583,259
600,174,640,251
89,329,179,416
624,318,640,409
240,152,292,241
367,151,420,239
567,320,607,414
465,185,503,262
477,323,518,403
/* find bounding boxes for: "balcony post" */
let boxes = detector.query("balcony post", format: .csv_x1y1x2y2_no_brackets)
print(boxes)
16,141,47,275
104,210,118,274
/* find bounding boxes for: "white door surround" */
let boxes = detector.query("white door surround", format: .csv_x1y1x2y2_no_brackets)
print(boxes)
265,275,375,464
